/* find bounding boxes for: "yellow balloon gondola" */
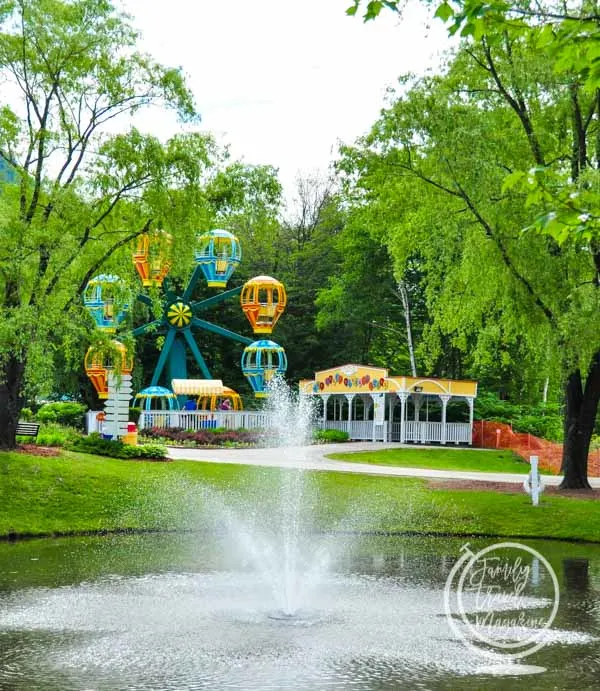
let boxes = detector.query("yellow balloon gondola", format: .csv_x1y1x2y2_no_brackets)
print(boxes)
84,341,133,399
132,229,172,288
241,275,287,335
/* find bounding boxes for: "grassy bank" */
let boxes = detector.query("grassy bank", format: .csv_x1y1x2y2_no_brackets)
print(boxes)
326,447,552,473
1,450,598,542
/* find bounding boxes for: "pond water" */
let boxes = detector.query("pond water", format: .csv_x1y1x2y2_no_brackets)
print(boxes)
0,532,599,690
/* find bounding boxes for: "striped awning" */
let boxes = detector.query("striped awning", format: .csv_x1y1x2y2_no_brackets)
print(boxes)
171,379,224,396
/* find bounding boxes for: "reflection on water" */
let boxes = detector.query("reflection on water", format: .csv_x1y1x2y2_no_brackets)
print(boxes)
0,533,599,690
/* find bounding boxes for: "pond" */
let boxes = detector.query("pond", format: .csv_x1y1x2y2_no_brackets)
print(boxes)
0,531,598,690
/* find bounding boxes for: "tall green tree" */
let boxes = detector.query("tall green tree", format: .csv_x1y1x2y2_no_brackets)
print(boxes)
0,0,218,448
337,32,600,487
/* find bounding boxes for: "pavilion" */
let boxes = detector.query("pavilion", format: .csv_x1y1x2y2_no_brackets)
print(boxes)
299,364,477,444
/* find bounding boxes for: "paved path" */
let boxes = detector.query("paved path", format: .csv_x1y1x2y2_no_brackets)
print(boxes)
167,443,600,488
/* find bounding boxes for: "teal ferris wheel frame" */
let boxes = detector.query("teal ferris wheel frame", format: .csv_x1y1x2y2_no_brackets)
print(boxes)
132,263,253,387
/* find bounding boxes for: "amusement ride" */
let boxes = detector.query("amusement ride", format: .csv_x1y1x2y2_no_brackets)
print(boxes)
83,229,288,410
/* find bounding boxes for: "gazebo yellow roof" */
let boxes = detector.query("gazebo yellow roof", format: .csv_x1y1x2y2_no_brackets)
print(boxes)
299,364,477,398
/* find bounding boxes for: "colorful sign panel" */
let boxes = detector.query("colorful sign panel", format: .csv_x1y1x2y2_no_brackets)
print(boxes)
299,364,477,398
302,364,390,395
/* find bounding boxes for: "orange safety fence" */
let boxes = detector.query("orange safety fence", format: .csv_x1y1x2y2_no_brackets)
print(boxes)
472,420,600,477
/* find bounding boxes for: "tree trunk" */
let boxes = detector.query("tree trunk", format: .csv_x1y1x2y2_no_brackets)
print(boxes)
0,355,26,450
560,351,600,489
397,280,417,377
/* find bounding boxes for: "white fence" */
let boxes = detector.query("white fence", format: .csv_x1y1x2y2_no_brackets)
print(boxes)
86,408,471,444
445,422,472,444
324,419,471,444
323,420,385,441
392,421,470,444
139,410,272,432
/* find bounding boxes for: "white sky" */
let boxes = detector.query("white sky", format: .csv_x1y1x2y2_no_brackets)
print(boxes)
120,0,451,208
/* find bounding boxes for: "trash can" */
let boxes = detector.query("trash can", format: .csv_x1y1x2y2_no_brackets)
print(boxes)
122,422,138,446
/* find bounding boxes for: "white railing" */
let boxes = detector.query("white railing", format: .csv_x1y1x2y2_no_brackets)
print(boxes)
89,407,472,444
389,421,471,444
139,410,273,432
323,420,381,440
446,422,472,443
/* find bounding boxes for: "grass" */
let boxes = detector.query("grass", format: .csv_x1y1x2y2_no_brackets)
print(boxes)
1,449,598,542
326,447,553,474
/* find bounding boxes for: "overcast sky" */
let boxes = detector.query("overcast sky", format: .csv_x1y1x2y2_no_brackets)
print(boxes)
120,0,451,208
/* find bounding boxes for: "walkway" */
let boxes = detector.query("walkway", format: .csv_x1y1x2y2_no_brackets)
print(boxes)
167,443,600,488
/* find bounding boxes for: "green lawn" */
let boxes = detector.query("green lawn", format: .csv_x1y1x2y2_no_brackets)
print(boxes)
0,449,597,542
326,447,553,474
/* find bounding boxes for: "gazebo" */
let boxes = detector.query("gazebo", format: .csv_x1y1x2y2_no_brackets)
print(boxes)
299,364,477,444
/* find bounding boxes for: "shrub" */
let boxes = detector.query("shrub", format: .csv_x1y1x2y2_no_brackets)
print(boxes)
36,423,81,447
475,391,563,442
36,402,87,430
72,433,167,460
137,443,169,459
512,415,563,442
20,407,34,421
313,429,350,443
474,392,521,421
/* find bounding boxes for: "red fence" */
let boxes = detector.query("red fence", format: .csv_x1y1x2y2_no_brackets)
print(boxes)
472,420,600,477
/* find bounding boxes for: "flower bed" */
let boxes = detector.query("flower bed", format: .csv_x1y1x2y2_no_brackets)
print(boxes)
140,427,265,447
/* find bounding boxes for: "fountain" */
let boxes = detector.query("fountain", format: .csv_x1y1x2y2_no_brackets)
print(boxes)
0,379,598,689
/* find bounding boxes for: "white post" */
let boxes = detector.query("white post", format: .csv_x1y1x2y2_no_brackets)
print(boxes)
467,397,474,446
371,393,385,442
322,394,330,429
440,394,451,445
345,393,355,438
524,455,544,506
398,392,408,444
105,373,132,439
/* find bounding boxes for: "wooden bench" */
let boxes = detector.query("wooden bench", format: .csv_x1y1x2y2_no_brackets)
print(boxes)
16,421,40,440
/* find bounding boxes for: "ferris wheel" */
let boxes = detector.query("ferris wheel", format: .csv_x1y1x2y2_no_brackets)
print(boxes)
83,229,288,402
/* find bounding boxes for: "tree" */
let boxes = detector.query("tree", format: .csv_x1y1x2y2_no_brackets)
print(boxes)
0,0,219,449
345,0,600,488
337,32,600,487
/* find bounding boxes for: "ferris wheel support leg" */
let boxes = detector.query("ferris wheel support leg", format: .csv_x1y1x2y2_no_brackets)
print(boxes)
150,328,177,386
182,329,212,379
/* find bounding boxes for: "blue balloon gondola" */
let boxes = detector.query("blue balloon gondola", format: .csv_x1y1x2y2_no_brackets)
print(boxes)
83,274,129,332
241,339,287,398
194,229,241,288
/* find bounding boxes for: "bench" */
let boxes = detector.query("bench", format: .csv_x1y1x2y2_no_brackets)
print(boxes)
16,421,40,440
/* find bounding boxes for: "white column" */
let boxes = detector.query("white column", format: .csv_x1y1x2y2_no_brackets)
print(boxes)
345,394,355,438
440,394,451,445
370,393,385,442
387,395,395,443
398,392,408,444
322,394,330,428
467,397,474,446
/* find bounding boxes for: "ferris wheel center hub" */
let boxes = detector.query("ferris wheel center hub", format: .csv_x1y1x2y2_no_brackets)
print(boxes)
166,301,193,328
